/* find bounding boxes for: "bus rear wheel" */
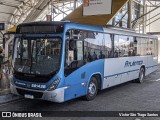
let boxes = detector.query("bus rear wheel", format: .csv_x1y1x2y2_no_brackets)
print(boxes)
85,77,98,101
136,67,145,83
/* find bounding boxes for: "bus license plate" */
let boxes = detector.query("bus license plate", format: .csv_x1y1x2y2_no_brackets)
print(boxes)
24,94,34,99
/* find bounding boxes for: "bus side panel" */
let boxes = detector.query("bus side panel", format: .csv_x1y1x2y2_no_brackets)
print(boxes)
103,58,129,89
146,56,158,75
64,59,104,101
103,57,147,89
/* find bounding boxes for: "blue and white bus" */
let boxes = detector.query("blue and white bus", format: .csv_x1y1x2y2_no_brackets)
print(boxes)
11,21,158,102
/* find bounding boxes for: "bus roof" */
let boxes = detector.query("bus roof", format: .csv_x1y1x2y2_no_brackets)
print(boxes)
17,21,157,39
103,25,157,39
65,22,157,39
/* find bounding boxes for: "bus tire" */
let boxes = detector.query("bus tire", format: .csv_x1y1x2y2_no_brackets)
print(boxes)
136,67,145,83
85,77,98,101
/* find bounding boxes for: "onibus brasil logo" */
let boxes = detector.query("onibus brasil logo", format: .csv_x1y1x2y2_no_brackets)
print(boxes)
2,112,42,118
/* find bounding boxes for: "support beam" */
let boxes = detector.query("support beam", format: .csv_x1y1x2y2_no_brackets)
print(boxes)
9,0,40,27
115,11,128,26
14,0,24,3
127,0,132,28
147,0,155,6
52,5,68,15
0,12,13,15
0,2,18,8
146,12,160,22
5,35,14,61
147,32,160,35
146,16,160,26
74,0,76,9
132,3,160,23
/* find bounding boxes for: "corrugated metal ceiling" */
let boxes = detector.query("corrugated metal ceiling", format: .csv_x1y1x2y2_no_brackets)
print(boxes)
0,0,23,28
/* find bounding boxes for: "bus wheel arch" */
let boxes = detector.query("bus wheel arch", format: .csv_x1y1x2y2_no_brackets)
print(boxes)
92,74,102,90
141,65,146,75
136,65,145,83
84,73,102,101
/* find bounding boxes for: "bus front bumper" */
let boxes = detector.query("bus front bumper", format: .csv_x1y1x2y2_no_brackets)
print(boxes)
10,84,66,103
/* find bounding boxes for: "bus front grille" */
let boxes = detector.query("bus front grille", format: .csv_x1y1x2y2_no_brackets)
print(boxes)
16,88,43,98
14,73,52,83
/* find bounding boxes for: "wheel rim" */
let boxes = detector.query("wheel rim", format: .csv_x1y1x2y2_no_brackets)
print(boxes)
140,69,144,82
88,82,96,96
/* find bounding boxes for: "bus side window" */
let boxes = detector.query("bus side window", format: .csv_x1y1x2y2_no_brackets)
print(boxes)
128,36,136,57
104,34,112,58
114,35,120,57
148,39,154,56
154,38,158,57
136,37,141,56
114,35,136,57
84,32,113,60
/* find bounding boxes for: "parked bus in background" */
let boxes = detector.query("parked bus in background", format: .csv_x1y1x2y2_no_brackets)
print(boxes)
10,21,158,102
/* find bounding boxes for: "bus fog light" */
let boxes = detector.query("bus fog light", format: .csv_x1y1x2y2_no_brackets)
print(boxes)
48,79,60,91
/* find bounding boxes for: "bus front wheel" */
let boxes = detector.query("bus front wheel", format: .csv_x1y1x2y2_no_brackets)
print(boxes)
136,67,145,83
85,77,98,101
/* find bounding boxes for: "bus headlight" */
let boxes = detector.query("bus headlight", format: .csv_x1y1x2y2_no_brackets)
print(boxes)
48,79,60,91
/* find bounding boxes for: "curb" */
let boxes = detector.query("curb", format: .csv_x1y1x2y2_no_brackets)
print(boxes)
0,89,10,95
0,93,22,104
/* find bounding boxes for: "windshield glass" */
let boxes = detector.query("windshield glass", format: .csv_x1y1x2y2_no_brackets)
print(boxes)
13,37,61,75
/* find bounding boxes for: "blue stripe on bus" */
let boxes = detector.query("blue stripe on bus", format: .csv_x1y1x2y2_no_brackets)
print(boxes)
104,69,139,78
104,64,158,79
146,65,158,68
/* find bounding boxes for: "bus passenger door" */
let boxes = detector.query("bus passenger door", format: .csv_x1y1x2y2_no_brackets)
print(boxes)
64,37,86,101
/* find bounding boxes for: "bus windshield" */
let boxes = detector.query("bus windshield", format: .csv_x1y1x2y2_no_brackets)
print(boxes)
13,37,62,75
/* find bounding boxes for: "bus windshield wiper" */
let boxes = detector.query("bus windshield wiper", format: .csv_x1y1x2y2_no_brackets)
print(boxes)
36,39,45,60
30,40,35,73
